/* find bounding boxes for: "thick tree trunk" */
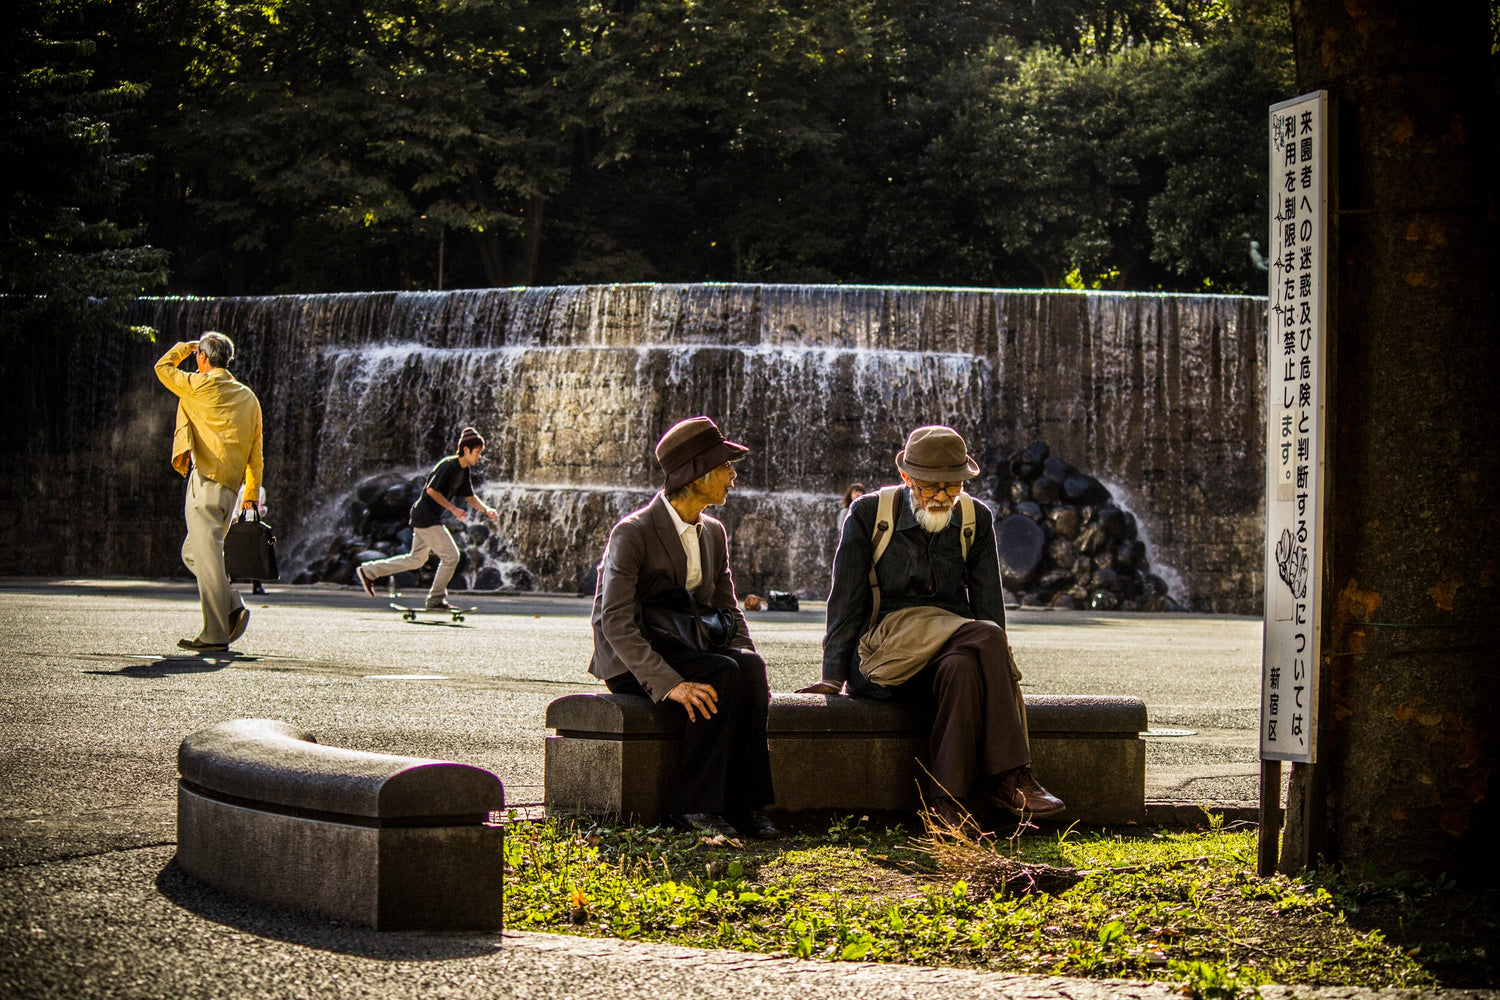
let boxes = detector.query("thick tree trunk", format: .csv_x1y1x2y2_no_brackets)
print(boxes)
1286,0,1498,881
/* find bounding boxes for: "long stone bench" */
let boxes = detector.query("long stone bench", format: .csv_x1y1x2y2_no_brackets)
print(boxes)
177,718,505,930
545,692,1147,825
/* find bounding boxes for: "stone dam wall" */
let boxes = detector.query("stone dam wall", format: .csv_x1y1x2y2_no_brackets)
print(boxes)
0,284,1268,613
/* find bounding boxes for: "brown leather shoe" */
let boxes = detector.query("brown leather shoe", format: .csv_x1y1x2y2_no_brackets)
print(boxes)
227,606,250,642
987,766,1066,818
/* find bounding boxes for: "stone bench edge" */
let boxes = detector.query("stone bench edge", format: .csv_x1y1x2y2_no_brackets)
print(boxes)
178,718,505,821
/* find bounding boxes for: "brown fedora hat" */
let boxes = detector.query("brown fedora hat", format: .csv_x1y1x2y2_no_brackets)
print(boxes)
656,416,749,492
895,425,980,482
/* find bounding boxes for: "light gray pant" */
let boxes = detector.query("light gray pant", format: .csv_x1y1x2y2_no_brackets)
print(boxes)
181,468,245,644
360,524,461,603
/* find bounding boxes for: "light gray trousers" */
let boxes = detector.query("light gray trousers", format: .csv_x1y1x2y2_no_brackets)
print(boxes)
359,524,461,603
181,468,245,644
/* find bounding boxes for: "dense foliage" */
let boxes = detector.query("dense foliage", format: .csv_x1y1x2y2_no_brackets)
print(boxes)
4,0,1296,298
1,0,168,340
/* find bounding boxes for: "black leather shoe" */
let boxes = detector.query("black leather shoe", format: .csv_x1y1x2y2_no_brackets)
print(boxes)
177,637,229,652
733,808,782,839
673,813,742,838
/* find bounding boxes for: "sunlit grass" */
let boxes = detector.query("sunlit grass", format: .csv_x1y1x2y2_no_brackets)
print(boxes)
502,812,1477,994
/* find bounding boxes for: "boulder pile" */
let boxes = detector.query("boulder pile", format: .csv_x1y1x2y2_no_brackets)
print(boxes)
288,472,537,592
977,442,1181,611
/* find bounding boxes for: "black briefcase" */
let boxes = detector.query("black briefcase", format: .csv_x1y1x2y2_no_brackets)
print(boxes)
224,510,280,581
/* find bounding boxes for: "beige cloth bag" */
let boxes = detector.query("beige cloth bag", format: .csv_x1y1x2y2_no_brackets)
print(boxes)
856,605,1030,744
858,605,972,686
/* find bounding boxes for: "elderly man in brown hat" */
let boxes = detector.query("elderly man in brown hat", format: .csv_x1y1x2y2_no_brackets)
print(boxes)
588,416,779,840
802,425,1064,829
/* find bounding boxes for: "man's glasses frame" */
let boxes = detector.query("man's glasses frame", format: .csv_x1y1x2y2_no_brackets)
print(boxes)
910,479,963,499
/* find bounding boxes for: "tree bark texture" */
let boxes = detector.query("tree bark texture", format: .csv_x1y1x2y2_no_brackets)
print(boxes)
1289,0,1498,881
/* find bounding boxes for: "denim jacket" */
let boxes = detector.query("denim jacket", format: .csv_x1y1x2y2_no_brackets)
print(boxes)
822,487,1006,698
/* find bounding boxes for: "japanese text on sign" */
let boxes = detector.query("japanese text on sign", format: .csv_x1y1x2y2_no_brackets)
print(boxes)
1262,92,1327,763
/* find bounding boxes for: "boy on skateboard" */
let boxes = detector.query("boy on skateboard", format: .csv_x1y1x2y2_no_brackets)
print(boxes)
357,427,498,611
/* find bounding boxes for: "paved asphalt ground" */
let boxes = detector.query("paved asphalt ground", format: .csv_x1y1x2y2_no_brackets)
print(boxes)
4,578,1456,1000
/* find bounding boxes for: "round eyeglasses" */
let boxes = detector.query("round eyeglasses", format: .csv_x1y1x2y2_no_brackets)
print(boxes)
911,480,962,498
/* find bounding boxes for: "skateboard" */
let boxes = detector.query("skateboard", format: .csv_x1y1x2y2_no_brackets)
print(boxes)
389,602,477,623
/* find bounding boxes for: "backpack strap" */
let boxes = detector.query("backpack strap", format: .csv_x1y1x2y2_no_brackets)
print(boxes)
870,485,901,568
865,485,903,631
957,492,976,561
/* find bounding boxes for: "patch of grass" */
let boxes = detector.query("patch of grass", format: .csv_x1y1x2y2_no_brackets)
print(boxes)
503,812,1495,991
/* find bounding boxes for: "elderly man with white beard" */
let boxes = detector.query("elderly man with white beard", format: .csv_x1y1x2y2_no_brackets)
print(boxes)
800,425,1064,830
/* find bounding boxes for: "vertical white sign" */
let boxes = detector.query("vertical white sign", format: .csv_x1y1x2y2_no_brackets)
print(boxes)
1262,91,1328,763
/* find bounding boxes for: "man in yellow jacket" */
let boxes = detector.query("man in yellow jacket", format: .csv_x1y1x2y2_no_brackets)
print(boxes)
155,332,264,651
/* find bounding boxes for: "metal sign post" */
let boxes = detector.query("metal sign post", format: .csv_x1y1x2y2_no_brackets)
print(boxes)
1260,91,1330,874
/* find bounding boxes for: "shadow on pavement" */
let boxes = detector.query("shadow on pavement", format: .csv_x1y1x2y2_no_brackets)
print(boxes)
82,653,257,677
154,859,503,960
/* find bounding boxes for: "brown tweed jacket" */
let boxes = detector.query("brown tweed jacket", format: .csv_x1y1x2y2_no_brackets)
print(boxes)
588,493,754,701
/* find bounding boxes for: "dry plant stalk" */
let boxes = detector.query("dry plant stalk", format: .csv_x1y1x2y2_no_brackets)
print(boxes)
913,787,1085,899
914,789,1209,901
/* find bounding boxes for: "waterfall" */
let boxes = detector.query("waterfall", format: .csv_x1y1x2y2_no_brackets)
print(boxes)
118,284,1266,611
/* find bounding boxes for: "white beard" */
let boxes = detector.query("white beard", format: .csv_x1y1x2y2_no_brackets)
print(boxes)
912,502,954,533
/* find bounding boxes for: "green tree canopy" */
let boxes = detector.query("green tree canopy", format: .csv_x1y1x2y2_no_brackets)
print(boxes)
1,0,168,336
7,0,1296,295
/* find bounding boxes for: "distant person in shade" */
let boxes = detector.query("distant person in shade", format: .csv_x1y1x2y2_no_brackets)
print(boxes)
356,427,498,611
837,482,866,534
154,332,263,652
588,416,778,841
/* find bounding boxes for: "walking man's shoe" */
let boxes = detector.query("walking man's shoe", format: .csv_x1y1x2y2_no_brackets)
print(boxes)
177,637,229,652
227,606,250,642
986,766,1066,818
357,564,377,598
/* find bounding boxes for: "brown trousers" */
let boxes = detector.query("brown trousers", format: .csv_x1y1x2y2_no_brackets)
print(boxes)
891,620,1031,801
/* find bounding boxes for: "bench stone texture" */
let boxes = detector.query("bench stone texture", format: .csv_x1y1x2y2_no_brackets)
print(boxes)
177,718,505,931
545,693,1147,825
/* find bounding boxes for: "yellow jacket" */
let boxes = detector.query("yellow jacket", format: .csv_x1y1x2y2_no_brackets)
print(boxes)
154,342,264,496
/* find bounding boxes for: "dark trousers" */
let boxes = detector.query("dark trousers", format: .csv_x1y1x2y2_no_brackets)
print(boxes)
892,620,1031,801
606,646,774,816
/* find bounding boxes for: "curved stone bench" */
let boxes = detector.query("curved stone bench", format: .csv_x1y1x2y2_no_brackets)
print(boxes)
177,718,505,930
545,692,1147,825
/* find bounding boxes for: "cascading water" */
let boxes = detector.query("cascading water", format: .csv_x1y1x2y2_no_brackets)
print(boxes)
121,283,1266,611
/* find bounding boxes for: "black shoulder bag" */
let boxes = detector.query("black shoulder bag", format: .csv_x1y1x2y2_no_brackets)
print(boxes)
637,574,736,659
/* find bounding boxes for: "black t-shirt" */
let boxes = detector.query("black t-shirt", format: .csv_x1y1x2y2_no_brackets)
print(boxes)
409,455,474,528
